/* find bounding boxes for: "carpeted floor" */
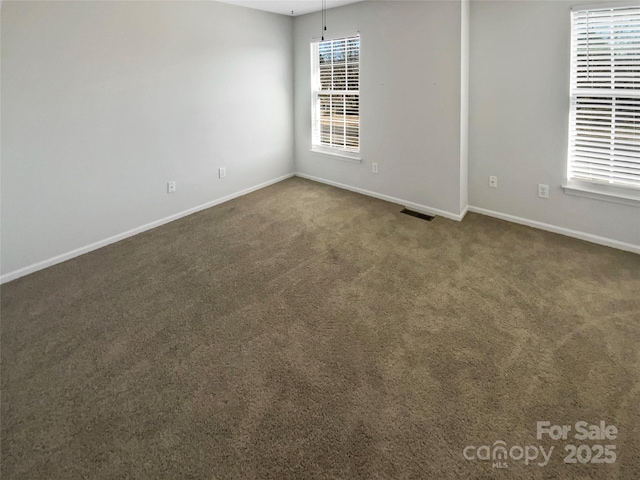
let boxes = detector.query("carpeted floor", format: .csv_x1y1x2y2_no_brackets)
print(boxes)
2,177,639,479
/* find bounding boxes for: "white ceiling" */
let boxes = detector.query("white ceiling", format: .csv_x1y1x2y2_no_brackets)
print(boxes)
216,0,366,17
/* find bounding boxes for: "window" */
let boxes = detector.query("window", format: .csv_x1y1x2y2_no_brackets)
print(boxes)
311,35,360,156
568,6,640,191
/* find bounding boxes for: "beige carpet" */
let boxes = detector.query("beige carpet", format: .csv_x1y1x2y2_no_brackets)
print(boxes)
2,177,639,479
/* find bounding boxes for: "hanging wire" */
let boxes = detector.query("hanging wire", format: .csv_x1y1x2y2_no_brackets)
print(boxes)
321,0,325,41
324,0,327,33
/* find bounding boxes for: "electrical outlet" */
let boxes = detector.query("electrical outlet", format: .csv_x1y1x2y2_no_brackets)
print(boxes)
489,176,498,188
219,167,226,179
538,184,549,198
167,181,176,193
372,162,379,174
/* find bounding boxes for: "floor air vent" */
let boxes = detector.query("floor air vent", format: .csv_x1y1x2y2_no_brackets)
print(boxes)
400,208,435,222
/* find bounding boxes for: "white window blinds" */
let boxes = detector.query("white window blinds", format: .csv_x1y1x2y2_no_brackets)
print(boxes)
311,35,360,153
569,6,640,189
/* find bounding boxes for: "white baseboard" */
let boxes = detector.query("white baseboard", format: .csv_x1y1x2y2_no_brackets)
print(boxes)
1,173,295,284
468,206,640,255
294,173,637,254
5,173,634,284
460,204,470,220
295,172,467,221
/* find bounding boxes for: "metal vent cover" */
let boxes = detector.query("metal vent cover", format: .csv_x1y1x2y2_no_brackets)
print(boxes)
400,208,435,222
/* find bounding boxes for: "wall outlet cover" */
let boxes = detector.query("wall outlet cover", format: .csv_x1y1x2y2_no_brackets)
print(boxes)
538,184,549,198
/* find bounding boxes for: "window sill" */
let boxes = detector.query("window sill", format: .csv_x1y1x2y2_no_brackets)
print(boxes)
562,181,640,207
310,148,362,164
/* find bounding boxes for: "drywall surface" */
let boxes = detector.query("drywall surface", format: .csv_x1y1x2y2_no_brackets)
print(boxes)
1,1,294,277
460,0,470,212
469,0,640,247
293,1,463,217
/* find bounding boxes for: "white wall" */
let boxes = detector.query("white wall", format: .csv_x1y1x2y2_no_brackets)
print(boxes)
1,1,294,278
293,0,465,218
3,0,637,283
460,0,469,213
469,0,640,247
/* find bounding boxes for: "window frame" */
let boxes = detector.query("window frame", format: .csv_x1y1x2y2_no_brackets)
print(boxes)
565,3,640,204
310,34,361,162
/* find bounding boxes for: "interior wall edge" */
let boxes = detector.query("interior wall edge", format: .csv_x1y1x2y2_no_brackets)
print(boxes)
0,173,295,285
294,172,467,221
468,206,640,255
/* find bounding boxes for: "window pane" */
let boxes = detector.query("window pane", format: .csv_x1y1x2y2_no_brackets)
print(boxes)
319,42,331,64
332,39,346,64
347,37,359,62
333,65,346,90
320,65,332,90
347,64,359,90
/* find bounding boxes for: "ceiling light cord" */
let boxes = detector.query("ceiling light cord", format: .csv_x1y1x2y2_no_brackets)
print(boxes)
321,0,326,41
